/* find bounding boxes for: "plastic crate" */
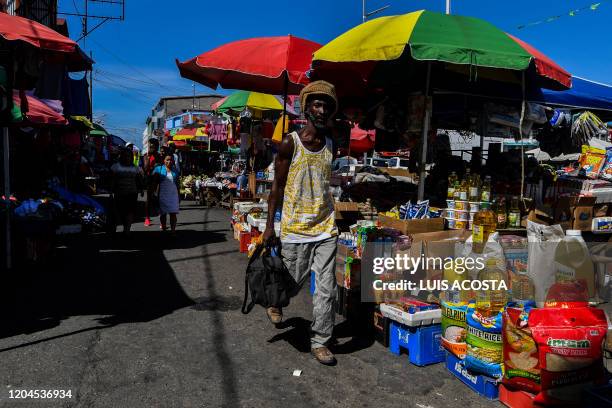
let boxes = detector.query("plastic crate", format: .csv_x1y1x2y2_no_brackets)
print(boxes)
582,384,612,408
499,384,536,408
445,352,499,400
389,321,445,366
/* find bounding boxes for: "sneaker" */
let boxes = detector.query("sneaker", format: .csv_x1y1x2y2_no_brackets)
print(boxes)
311,346,336,366
266,307,283,325
144,218,151,227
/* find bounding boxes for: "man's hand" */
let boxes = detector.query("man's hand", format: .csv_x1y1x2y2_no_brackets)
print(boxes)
262,228,277,247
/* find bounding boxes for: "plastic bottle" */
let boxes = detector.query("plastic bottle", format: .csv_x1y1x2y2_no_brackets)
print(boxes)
476,259,508,318
495,197,507,229
508,196,521,228
554,229,595,298
447,171,458,200
472,202,496,254
469,173,481,202
480,176,492,202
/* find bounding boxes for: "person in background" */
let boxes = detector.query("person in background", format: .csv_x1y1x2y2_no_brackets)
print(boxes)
236,169,248,196
111,148,143,236
143,138,160,226
151,154,180,236
262,80,339,366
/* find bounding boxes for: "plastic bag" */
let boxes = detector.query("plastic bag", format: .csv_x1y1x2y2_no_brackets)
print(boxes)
527,221,565,307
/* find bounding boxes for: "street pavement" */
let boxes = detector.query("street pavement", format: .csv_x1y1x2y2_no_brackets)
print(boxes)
0,201,496,408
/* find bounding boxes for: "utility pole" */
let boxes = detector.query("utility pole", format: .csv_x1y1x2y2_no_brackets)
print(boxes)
192,82,196,110
446,0,451,14
362,0,390,22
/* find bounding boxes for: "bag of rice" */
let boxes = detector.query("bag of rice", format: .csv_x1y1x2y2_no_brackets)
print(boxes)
530,307,608,406
465,302,504,378
441,300,468,359
502,301,539,394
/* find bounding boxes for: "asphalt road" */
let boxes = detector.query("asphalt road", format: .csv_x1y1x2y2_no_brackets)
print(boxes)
0,202,496,408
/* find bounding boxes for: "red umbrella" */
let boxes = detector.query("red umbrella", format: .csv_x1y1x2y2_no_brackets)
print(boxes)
0,12,92,71
13,90,68,125
176,35,321,95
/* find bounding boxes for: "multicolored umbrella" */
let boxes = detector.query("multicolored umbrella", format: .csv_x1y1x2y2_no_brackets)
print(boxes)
313,10,571,89
216,90,283,113
176,35,321,95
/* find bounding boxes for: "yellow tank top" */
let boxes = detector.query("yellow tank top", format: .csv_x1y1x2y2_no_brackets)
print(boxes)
280,132,337,243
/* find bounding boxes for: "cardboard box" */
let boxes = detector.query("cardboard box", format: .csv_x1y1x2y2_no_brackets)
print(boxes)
554,196,596,230
573,203,594,231
334,202,361,221
378,215,445,235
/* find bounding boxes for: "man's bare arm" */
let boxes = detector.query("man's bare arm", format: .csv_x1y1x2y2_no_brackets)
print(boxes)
263,135,293,241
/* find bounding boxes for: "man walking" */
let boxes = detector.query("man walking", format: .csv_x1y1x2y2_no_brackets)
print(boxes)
262,81,338,365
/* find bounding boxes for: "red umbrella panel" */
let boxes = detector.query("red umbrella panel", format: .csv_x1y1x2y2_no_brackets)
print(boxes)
13,90,68,125
0,12,92,71
177,35,321,95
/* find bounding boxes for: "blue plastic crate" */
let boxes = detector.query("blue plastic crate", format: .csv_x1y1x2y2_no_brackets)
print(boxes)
310,271,315,295
445,352,499,400
388,321,445,366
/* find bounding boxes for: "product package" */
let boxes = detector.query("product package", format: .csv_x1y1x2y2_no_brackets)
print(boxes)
465,303,504,379
599,147,612,181
529,307,608,406
441,300,468,359
527,221,565,307
500,235,528,292
503,302,539,394
578,145,606,179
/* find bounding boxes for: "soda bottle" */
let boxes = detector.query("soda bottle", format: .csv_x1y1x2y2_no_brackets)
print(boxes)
447,171,458,200
480,176,491,202
496,197,507,229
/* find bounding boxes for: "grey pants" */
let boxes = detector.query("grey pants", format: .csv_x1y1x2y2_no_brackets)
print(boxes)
281,236,338,349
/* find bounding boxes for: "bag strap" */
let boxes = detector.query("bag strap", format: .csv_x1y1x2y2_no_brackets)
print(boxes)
241,244,265,314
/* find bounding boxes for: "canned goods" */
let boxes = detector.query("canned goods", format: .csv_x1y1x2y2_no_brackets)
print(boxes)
447,217,456,229
455,219,468,229
455,210,469,221
445,209,455,219
454,200,468,211
446,200,456,209
469,201,480,212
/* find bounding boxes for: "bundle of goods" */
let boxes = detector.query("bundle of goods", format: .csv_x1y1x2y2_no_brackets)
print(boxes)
380,200,441,220
571,111,609,147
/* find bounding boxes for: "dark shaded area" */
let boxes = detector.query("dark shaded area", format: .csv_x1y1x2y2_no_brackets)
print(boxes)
0,219,226,341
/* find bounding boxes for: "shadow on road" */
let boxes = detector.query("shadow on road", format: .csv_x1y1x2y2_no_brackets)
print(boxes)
0,225,226,341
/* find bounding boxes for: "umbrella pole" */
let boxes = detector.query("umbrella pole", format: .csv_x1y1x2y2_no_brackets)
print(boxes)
417,62,432,201
281,75,288,139
520,71,526,201
3,126,11,270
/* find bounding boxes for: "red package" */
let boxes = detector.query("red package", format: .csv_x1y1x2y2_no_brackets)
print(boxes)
544,281,589,309
529,307,608,406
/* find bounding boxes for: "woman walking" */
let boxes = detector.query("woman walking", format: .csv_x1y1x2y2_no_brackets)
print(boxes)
111,148,144,236
152,154,180,235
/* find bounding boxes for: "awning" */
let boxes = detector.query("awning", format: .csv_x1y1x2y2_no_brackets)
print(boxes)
0,12,93,71
530,77,612,112
89,123,109,137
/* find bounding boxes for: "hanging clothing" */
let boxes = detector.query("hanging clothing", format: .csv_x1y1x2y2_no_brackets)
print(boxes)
209,117,228,141
35,62,65,100
64,75,90,116
280,132,337,243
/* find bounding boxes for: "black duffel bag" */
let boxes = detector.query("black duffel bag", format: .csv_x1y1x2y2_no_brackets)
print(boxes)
241,243,297,314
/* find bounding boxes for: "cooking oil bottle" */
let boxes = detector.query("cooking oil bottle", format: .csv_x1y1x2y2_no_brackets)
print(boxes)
480,176,491,202
447,171,458,200
476,259,508,318
443,264,469,304
508,196,521,228
472,202,496,254
469,173,481,202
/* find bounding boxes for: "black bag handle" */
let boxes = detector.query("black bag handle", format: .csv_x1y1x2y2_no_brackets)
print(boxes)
241,244,265,314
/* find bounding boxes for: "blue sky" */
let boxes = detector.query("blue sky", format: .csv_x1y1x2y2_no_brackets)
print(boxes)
59,0,612,145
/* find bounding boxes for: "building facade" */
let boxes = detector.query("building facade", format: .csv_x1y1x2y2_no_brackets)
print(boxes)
142,94,222,151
